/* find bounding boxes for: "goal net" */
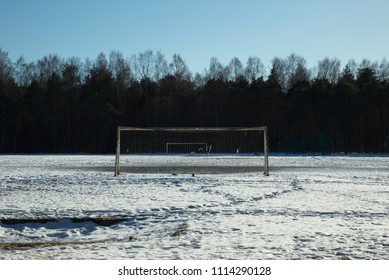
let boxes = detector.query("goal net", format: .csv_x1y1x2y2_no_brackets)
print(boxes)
114,127,269,175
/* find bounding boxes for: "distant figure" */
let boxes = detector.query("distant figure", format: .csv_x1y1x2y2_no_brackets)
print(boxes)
236,147,240,153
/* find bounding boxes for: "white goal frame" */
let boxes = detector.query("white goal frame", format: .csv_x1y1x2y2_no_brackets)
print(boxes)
114,127,269,176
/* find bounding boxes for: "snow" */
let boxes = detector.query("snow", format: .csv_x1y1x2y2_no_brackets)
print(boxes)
0,154,388,259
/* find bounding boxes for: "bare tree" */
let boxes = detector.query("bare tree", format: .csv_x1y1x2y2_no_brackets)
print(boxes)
37,54,63,86
95,52,108,71
227,57,244,81
317,57,341,84
290,63,310,86
345,59,358,79
109,50,132,92
245,56,265,82
271,57,288,92
163,54,192,100
137,49,154,81
14,56,37,87
154,50,168,82
0,48,13,81
271,54,309,91
169,53,191,80
377,57,389,81
193,72,205,88
359,59,377,70
206,57,225,81
82,57,93,83
286,53,308,88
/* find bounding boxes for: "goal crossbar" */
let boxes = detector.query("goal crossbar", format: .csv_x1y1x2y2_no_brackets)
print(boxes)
116,127,268,132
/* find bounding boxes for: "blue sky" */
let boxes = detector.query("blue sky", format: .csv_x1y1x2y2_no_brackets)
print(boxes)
1,0,388,74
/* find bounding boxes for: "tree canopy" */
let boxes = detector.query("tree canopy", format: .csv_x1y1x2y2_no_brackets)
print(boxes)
1,48,388,154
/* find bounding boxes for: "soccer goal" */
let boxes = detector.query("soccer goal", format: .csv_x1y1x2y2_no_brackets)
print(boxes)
114,127,269,176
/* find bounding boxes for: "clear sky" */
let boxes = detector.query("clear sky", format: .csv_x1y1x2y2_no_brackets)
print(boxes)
1,0,388,74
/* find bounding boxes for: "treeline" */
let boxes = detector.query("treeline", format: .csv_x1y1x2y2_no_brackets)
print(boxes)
1,48,389,153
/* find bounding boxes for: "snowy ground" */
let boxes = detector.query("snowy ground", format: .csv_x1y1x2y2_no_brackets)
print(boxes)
0,154,388,260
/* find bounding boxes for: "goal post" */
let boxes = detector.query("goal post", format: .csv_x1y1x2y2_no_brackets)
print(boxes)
114,127,269,176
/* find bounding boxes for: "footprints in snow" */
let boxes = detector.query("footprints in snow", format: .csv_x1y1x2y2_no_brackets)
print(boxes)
204,178,304,205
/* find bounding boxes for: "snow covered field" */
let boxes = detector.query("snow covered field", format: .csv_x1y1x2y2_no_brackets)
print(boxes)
0,154,388,260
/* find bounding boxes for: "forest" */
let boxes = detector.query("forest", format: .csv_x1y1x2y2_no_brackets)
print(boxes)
1,48,389,154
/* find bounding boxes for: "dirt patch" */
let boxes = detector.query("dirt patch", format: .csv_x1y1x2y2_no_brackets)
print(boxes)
1,217,126,227
0,239,108,250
